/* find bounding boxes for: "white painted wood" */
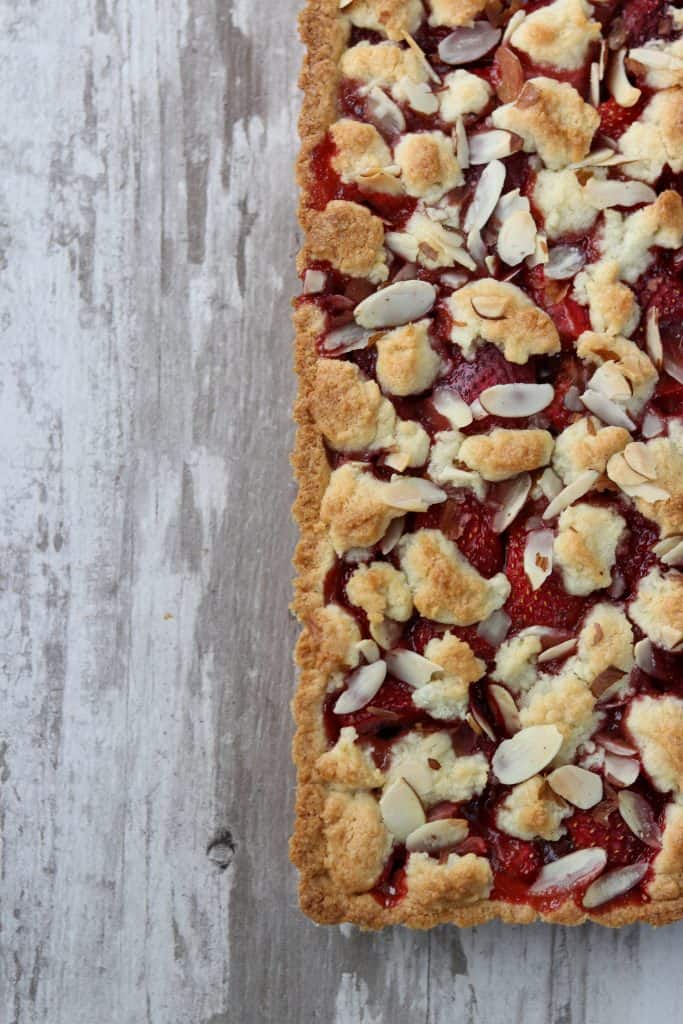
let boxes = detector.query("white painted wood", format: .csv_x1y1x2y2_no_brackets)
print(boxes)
1,1,683,1021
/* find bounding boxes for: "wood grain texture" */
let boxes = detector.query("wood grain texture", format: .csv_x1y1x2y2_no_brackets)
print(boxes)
1,0,683,1021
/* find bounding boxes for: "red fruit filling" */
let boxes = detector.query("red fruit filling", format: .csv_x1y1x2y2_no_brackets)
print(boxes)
504,517,587,631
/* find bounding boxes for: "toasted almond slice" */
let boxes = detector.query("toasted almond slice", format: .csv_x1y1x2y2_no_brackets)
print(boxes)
467,226,487,263
303,269,326,294
604,753,640,788
433,388,474,428
599,39,607,80
568,147,620,170
589,362,632,402
591,665,629,699
380,515,406,555
468,130,515,164
595,733,638,757
355,638,381,664
333,661,387,714
322,322,374,354
366,86,406,133
653,535,682,556
523,529,554,590
339,0,352,7
464,159,506,233
479,382,554,417
608,47,642,107
623,441,657,480
492,724,563,785
487,683,521,735
384,476,447,511
455,115,469,170
645,307,663,370
469,397,488,420
583,862,648,908
580,389,635,430
354,280,437,329
661,539,683,566
385,649,441,687
394,756,432,795
545,244,586,280
664,352,683,385
476,608,511,646
503,9,526,41
406,818,469,852
538,467,563,501
589,61,600,107
529,847,607,894
634,637,656,676
370,617,403,651
495,187,530,220
618,791,662,848
492,473,532,533
606,451,647,488
628,45,683,71
625,482,670,502
440,270,468,289
384,450,411,472
380,777,426,840
583,178,657,209
438,23,501,64
548,765,603,809
543,470,600,519
403,31,441,84
497,209,537,266
537,637,578,664
471,294,507,319
470,705,496,741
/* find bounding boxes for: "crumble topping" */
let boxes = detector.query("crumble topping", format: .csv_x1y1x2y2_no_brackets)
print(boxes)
458,428,554,481
553,503,626,596
629,568,683,650
343,0,424,40
439,69,492,122
628,697,683,795
375,319,441,395
509,0,601,72
448,280,560,363
394,131,463,202
497,775,571,841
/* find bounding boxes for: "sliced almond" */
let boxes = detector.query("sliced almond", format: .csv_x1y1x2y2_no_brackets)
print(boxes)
380,515,406,555
537,637,578,664
589,61,600,107
433,388,474,429
355,638,381,664
468,130,516,164
479,382,554,417
645,307,663,369
487,683,521,735
303,269,326,294
580,389,635,430
606,451,648,488
492,473,532,533
595,733,637,757
492,724,563,785
628,45,683,71
583,177,657,209
384,475,447,511
543,470,600,519
440,271,468,290
604,753,640,788
538,467,563,501
497,209,537,266
476,608,511,646
366,85,406,134
493,45,524,103
394,756,432,796
548,765,603,809
464,159,506,233
354,280,436,329
588,362,632,402
322,322,373,354
333,660,387,714
545,245,586,280
384,451,411,472
380,777,426,840
495,187,530,220
403,32,441,84
469,397,488,420
523,529,554,590
626,482,670,502
623,441,657,480
529,847,607,894
467,226,487,264
634,637,656,676
471,294,507,319
370,617,403,651
503,9,526,42
661,539,683,566
618,790,662,848
470,705,496,741
405,818,469,852
385,649,441,688
608,47,642,107
455,115,469,170
664,352,683,385
653,535,682,557
438,23,501,64
583,861,648,909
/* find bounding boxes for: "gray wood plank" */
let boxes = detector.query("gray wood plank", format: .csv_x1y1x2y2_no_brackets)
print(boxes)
2,0,683,1022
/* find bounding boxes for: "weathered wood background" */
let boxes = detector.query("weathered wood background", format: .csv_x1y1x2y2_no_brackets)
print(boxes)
1,0,683,1021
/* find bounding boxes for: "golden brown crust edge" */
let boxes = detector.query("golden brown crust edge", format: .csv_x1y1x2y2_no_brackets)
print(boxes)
288,0,683,930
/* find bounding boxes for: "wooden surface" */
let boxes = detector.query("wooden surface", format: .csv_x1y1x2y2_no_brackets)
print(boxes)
2,1,683,1021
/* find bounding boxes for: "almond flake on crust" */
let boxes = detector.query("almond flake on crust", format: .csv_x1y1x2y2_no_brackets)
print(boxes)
316,726,386,790
321,463,406,554
497,775,571,841
553,503,626,596
386,212,475,270
412,632,486,720
509,0,601,71
427,0,489,27
343,0,424,40
394,131,463,203
576,331,657,413
628,696,683,795
305,200,388,282
491,77,600,169
439,68,492,122
448,280,560,363
375,320,442,396
323,790,393,894
629,568,683,651
403,851,493,911
458,428,554,482
399,528,511,625
552,417,630,485
618,88,683,184
346,561,413,625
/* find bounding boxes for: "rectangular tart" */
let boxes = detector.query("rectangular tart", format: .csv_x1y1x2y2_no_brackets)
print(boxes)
290,0,683,928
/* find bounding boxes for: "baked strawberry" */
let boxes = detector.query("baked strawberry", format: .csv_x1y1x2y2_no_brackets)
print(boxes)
490,832,543,881
415,493,504,577
643,274,683,387
338,677,428,735
444,344,535,405
618,508,660,596
597,97,646,140
524,265,591,342
541,353,586,432
567,810,647,867
620,0,669,46
504,519,587,630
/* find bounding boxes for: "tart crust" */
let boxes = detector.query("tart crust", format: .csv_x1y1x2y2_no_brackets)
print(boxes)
290,0,683,929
